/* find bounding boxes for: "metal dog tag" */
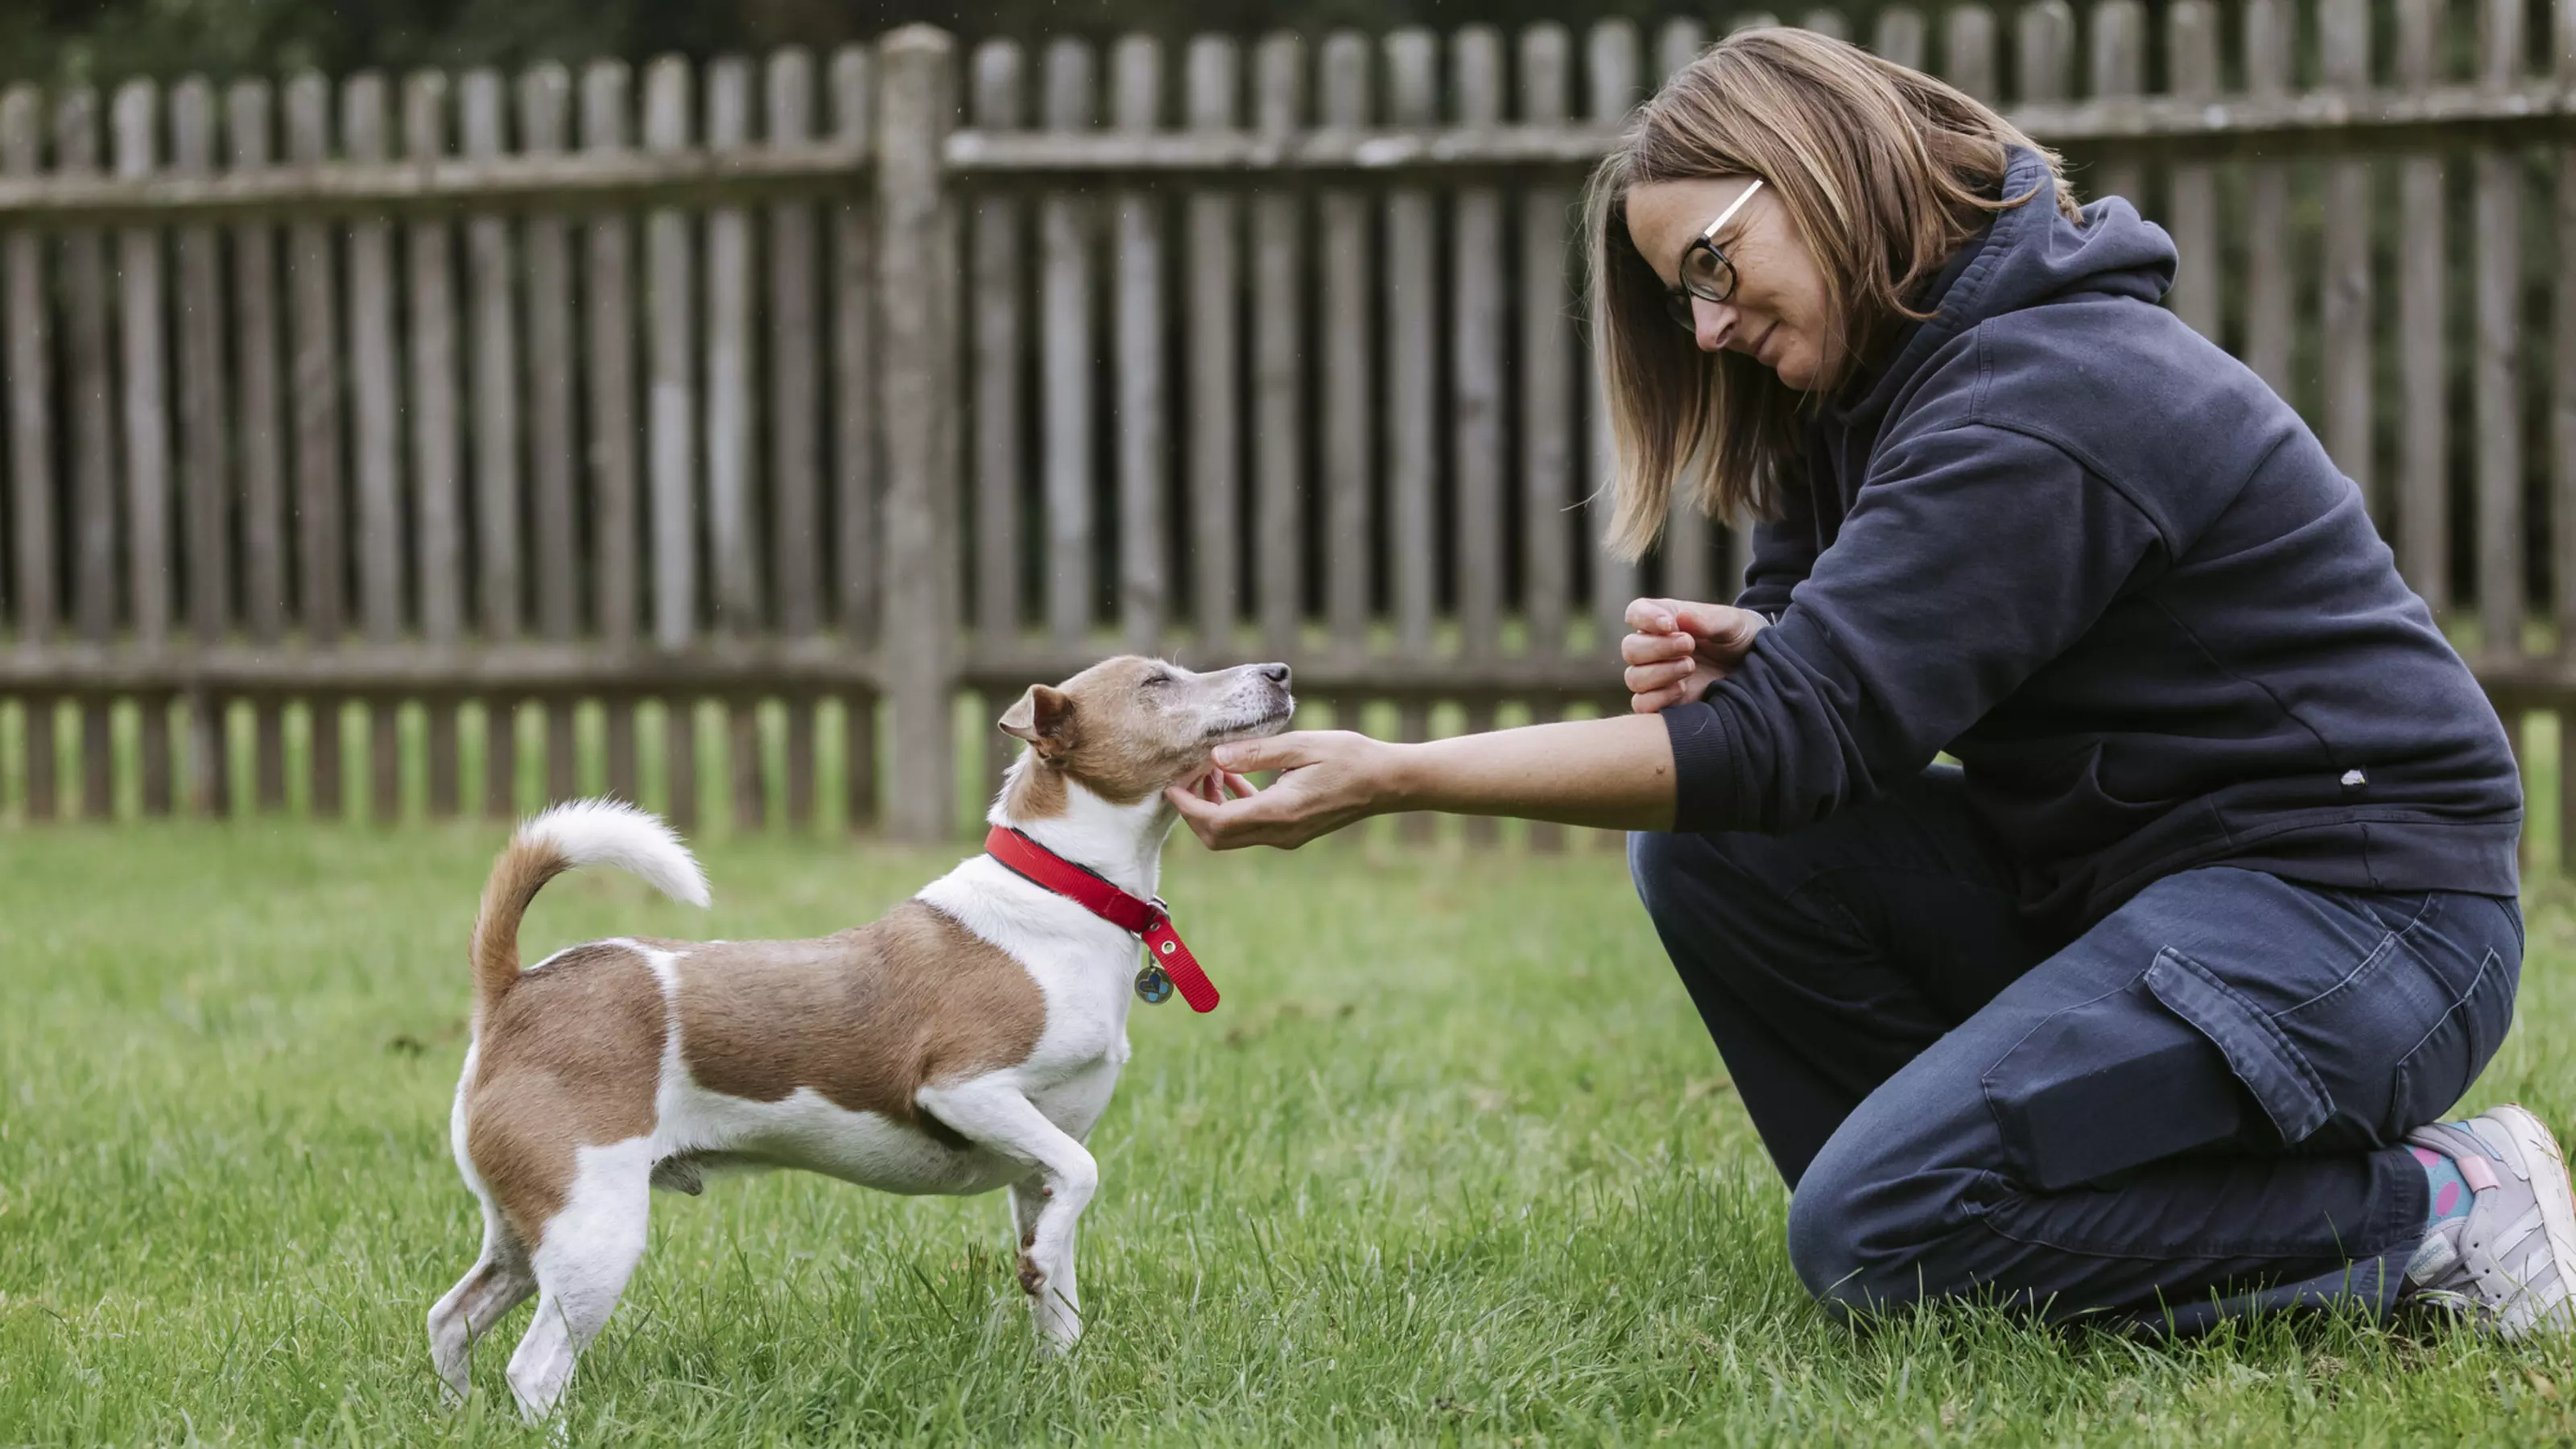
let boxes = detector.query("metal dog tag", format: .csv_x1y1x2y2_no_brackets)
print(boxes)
1134,962,1174,1004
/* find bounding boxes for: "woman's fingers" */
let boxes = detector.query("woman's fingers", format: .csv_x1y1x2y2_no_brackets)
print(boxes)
1624,657,1697,695
1620,629,1696,667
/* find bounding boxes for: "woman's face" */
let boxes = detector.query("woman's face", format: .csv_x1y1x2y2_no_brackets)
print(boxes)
1624,175,1835,390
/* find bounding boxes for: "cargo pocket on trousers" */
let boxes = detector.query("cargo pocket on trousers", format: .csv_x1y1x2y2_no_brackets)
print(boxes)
2142,945,2334,1147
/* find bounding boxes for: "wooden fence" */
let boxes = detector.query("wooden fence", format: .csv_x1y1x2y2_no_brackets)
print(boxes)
2,2,2574,854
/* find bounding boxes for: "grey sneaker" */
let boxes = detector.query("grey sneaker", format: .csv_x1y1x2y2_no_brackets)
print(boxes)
2402,1105,2576,1338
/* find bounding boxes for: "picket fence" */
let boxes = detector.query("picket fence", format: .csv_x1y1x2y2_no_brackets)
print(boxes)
1,1,2574,857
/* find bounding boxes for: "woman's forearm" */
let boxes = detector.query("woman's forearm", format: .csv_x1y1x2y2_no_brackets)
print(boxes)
1381,713,1678,832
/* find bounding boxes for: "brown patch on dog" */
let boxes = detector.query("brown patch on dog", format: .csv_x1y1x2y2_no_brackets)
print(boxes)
469,834,575,1020
997,656,1294,819
463,942,667,1245
673,902,1046,1140
1017,1252,1044,1295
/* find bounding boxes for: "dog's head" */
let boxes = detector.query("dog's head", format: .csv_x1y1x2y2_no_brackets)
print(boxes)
998,656,1294,809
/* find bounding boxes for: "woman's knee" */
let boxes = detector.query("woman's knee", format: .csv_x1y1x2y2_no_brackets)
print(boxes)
1785,1128,1976,1318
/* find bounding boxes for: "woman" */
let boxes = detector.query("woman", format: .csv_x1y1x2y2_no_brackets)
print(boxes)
1167,29,2574,1335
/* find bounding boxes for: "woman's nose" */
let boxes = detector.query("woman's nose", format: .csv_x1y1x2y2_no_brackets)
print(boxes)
1693,301,1736,353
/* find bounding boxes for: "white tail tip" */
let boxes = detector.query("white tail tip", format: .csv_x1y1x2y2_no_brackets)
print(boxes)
518,798,711,908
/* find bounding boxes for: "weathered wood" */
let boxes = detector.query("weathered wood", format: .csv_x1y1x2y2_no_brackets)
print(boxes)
3,89,52,656
845,690,877,828
709,56,762,828
2165,2,2221,341
283,74,344,815
1187,35,1241,653
344,75,404,819
1873,7,1928,69
1041,39,1098,650
1113,35,1169,654
2321,0,2376,526
771,48,824,826
582,60,641,803
2018,1,2074,103
463,68,520,815
2476,0,2524,659
2397,0,2451,611
58,90,114,819
228,80,289,811
1521,25,1573,661
2243,0,2294,400
1587,20,1640,648
877,26,962,842
1942,6,1999,104
642,56,696,826
832,47,879,654
406,71,464,816
1386,30,1437,663
114,80,173,814
2559,0,2576,871
1320,32,1373,655
667,696,698,832
971,40,1026,657
1454,27,1506,663
1252,33,1305,659
521,63,579,803
173,78,232,816
2089,0,2145,204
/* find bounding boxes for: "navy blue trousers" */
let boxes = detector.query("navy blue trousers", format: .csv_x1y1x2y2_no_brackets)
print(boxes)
1629,766,2523,1331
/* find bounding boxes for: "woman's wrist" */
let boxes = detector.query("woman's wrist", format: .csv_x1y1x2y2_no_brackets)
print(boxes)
1371,737,1426,815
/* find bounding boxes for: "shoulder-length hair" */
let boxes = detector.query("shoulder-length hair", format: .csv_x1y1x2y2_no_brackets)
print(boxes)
1583,27,2080,560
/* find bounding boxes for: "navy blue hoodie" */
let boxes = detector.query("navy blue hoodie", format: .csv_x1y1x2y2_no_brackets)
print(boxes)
1659,147,2521,932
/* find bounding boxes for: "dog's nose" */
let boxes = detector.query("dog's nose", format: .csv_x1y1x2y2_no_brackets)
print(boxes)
1259,663,1291,685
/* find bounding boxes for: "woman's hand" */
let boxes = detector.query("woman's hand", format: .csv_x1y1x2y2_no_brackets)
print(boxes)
1621,597,1769,713
1163,729,1399,850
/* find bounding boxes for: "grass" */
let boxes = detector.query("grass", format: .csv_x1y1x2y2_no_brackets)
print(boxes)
1,820,2573,1447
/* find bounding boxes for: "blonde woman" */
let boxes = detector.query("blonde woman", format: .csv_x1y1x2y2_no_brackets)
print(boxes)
1170,30,2573,1335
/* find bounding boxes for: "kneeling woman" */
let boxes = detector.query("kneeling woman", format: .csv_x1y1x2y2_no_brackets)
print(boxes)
1168,29,2571,1335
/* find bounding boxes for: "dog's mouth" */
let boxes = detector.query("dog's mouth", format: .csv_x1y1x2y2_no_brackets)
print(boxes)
1202,698,1295,743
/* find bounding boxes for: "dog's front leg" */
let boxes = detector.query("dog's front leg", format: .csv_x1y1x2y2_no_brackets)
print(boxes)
919,1080,1094,1352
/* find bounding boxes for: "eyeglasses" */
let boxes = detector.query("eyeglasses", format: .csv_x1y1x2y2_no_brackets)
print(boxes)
1662,177,1765,332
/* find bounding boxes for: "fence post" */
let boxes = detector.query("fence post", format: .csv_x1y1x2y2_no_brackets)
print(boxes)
877,26,961,842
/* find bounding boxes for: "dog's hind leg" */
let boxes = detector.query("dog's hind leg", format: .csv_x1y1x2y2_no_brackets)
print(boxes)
506,1139,654,1422
922,1080,1095,1352
428,1204,535,1404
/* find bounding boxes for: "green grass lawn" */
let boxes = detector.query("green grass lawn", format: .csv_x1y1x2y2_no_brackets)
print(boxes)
2,821,2572,1446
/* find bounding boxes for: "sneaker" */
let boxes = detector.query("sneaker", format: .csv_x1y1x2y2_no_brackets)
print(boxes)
2402,1105,2576,1339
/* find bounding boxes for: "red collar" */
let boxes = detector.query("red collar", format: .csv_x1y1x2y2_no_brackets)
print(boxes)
983,826,1220,1013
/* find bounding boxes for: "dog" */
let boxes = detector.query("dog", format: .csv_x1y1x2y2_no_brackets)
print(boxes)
426,656,1293,1418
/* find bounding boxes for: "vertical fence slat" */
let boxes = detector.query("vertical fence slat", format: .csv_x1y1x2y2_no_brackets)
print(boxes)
1653,21,1709,607
832,46,878,828
1386,29,1436,673
643,56,698,828
2476,0,2524,663
1252,33,1305,661
971,40,1025,664
1320,33,1373,658
2321,0,2376,530
1454,26,1505,675
1942,6,1999,104
1873,7,1928,69
1113,35,1168,654
1800,10,1849,41
2090,1,2145,204
2243,0,2294,399
1520,23,1572,678
520,63,578,804
1187,35,1241,655
1042,39,1098,651
2556,0,2576,872
2396,0,2450,611
707,55,762,830
463,68,521,817
582,60,641,804
229,80,288,813
286,74,345,816
2165,2,2221,342
173,78,231,818
2,88,52,818
769,47,822,825
406,71,464,817
114,80,173,815
877,27,960,843
2017,1,2074,103
60,90,115,819
1586,21,1640,653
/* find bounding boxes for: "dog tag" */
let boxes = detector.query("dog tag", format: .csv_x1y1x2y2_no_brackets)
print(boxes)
1134,962,1174,1005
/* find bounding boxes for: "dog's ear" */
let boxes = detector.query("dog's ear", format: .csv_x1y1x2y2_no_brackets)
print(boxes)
998,684,1076,755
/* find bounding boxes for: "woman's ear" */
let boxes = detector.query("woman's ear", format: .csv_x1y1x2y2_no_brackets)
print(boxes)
998,684,1077,757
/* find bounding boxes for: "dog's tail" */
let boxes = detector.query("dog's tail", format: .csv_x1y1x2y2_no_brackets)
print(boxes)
472,799,710,1018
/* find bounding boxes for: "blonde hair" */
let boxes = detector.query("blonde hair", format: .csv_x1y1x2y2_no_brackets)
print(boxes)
1583,27,2081,560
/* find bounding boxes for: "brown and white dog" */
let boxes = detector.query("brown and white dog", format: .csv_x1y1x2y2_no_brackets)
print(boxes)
427,656,1293,1418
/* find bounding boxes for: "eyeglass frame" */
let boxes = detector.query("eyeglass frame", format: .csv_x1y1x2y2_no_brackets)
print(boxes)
1662,177,1765,332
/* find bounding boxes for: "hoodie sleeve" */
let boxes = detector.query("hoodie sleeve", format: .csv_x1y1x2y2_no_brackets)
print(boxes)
1662,420,2168,833
1732,478,1818,620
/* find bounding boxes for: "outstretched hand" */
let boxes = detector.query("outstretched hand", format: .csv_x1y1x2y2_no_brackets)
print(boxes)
1164,729,1396,851
1620,597,1769,713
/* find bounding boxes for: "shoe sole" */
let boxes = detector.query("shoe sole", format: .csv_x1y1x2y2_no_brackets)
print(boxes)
2487,1103,2576,1337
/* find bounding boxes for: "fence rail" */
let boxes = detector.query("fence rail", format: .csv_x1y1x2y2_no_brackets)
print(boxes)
3,1,2576,864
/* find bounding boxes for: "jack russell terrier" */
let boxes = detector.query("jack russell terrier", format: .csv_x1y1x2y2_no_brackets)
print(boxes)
427,656,1293,1419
